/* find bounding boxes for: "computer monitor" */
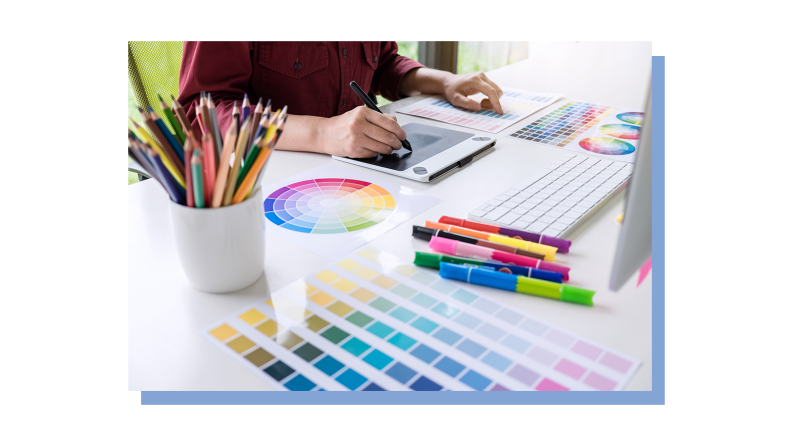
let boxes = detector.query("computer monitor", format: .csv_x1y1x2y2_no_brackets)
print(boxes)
609,90,652,291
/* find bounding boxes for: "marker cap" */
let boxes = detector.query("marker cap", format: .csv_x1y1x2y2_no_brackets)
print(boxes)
528,268,564,284
414,251,442,268
428,236,457,255
439,262,517,291
412,225,436,242
559,285,595,306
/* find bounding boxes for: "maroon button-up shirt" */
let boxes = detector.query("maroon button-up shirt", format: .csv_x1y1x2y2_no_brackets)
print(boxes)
177,41,425,136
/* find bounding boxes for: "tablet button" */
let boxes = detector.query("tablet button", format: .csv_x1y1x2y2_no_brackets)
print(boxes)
472,137,491,141
413,167,428,175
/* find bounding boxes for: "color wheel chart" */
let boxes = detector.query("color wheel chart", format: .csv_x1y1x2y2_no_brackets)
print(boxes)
203,248,641,391
507,101,644,163
397,88,562,133
265,179,396,234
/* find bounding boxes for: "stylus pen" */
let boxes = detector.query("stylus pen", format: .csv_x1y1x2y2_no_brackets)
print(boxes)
349,81,412,152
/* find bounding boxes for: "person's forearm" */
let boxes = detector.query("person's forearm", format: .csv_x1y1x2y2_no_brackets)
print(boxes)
398,67,454,97
270,115,326,154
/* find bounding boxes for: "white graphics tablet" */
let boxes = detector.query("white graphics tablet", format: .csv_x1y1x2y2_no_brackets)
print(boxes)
332,123,496,182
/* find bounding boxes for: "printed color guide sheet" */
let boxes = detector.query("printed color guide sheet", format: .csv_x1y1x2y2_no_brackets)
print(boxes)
507,101,645,163
397,88,562,134
204,248,640,391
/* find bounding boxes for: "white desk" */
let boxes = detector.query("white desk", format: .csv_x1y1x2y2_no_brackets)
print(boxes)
129,42,653,391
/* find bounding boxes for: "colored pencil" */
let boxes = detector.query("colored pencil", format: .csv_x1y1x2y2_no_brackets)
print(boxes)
248,109,287,197
183,137,195,207
149,148,184,204
200,95,211,138
139,107,185,174
202,133,216,204
130,118,185,186
148,107,184,162
252,103,271,144
158,94,186,145
192,149,204,208
206,93,223,163
246,98,263,157
128,136,161,184
222,117,252,206
212,122,239,208
232,142,272,204
237,139,262,190
241,94,250,127
171,94,200,138
232,101,240,133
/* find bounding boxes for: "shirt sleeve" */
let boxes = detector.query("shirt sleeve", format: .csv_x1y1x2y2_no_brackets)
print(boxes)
370,42,425,102
177,41,253,136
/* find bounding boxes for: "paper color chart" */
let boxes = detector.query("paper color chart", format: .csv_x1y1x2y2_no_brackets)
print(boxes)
507,101,644,163
265,179,396,234
203,248,641,391
397,88,562,133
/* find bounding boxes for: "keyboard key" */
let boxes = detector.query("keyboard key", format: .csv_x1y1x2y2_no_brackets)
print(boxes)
565,210,583,220
557,216,575,225
507,197,525,205
505,188,523,196
534,204,552,212
527,222,548,232
518,215,537,224
484,207,510,220
501,202,517,209
513,220,530,229
538,215,556,224
545,210,563,219
526,209,545,218
553,205,571,214
470,209,487,217
516,191,534,199
486,199,504,207
549,222,568,231
515,205,534,213
483,205,495,212
496,194,512,201
498,212,523,225
533,192,551,200
525,197,543,205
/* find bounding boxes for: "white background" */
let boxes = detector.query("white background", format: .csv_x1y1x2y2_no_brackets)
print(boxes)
1,1,789,444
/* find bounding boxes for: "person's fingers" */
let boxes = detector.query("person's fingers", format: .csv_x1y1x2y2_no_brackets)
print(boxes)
473,81,503,114
479,73,504,98
359,132,395,155
450,93,482,112
384,113,398,122
348,147,379,158
364,108,407,140
361,120,402,151
481,98,493,109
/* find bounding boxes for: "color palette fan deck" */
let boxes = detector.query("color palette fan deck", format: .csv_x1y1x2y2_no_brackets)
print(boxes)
398,88,562,133
507,101,644,163
204,248,641,391
265,179,396,234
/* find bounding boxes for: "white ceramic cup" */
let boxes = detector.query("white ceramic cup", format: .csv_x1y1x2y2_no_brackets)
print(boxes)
168,188,265,293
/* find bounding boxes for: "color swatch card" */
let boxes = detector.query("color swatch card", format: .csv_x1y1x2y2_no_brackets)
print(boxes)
203,248,641,391
261,164,441,258
397,88,562,134
507,101,645,163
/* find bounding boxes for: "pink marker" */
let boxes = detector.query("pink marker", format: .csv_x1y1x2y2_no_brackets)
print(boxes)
428,236,570,281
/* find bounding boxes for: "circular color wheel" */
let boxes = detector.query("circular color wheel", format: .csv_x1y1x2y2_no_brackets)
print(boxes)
616,112,644,125
579,137,636,156
598,124,641,140
264,178,396,234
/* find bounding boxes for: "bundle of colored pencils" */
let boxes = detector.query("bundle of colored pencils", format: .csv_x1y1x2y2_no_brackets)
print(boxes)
127,93,286,207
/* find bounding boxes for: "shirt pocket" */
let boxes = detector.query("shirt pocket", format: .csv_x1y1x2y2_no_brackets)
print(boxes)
258,41,329,78
362,42,380,70
256,42,330,117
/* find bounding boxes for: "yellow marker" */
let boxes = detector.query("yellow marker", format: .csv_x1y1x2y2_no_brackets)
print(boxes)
616,212,624,223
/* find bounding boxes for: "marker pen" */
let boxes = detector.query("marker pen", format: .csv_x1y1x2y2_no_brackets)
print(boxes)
412,225,545,260
438,262,593,306
428,236,570,281
425,221,558,262
413,252,563,283
439,216,572,253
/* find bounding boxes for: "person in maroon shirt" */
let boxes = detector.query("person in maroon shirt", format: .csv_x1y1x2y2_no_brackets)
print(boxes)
177,41,504,158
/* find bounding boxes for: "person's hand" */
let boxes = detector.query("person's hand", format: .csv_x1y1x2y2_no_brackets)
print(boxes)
442,72,505,114
318,106,406,158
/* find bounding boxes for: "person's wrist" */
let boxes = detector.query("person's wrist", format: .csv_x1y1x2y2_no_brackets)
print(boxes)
438,71,456,95
316,117,329,154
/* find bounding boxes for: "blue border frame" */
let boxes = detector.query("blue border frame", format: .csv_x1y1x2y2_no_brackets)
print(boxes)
141,56,665,405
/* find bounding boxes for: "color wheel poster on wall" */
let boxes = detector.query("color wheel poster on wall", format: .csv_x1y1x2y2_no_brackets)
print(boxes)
260,163,442,258
506,101,645,163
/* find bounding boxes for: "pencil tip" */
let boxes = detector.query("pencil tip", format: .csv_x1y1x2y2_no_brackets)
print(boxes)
157,93,164,102
148,106,154,112
266,99,271,107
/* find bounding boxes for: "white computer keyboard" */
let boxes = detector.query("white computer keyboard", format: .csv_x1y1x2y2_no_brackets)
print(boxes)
468,153,633,239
